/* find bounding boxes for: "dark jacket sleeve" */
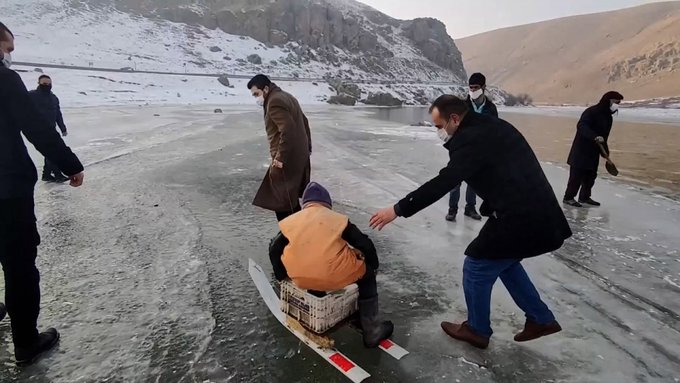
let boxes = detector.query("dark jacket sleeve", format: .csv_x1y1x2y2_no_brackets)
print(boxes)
576,108,599,141
342,222,378,271
268,232,289,281
6,71,83,176
54,95,67,133
486,102,499,118
396,128,487,218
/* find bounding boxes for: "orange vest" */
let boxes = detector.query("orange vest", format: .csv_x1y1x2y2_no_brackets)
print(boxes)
280,204,366,291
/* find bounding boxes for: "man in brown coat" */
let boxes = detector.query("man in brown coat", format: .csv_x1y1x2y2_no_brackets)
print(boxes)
248,74,312,221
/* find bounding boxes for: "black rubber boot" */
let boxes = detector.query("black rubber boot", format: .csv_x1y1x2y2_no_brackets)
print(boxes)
359,297,394,348
0,302,6,322
14,328,60,366
464,206,482,220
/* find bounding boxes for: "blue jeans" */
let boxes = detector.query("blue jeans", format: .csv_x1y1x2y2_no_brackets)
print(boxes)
449,184,477,212
463,257,555,338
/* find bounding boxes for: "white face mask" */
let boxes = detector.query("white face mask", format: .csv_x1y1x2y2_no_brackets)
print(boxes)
256,95,265,107
610,103,619,113
1,52,12,68
470,89,483,100
437,127,453,143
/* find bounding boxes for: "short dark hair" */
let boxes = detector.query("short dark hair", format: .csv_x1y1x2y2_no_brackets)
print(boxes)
0,22,14,41
247,74,271,90
469,72,486,87
429,95,470,118
39,75,51,81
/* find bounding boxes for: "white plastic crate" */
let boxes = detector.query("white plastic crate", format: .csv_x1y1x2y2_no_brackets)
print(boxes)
280,280,359,334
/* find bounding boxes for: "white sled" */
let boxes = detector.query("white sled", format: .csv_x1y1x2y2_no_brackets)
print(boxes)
248,259,409,383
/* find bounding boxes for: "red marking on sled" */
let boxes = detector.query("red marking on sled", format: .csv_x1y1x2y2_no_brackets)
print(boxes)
329,353,356,372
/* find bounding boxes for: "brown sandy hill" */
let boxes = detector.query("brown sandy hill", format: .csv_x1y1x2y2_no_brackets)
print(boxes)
457,2,680,105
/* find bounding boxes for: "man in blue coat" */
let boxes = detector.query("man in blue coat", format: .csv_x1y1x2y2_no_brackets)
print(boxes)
29,74,70,182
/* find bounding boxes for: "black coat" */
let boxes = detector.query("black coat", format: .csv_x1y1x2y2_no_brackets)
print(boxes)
0,67,83,199
29,88,67,134
467,95,498,118
567,104,612,171
395,112,572,260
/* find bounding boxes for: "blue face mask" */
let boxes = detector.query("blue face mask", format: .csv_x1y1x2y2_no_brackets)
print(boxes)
1,51,11,68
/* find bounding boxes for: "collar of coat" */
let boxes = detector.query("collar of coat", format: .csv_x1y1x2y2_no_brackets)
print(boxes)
263,83,282,109
443,110,476,149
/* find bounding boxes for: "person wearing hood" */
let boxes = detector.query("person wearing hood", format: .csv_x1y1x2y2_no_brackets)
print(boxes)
370,95,570,349
247,74,312,222
564,91,624,207
445,73,497,222
1,21,85,366
269,182,393,348
28,75,69,182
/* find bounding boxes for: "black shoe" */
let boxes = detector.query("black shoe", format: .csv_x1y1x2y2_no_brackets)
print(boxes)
42,175,56,182
358,297,394,348
464,207,482,220
0,302,6,322
15,328,60,366
563,199,583,207
53,175,69,183
445,210,457,222
578,198,601,207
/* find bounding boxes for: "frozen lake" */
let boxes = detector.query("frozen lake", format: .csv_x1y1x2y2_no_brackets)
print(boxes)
1,105,679,383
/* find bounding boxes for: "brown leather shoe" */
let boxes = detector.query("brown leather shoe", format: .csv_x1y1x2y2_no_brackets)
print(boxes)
441,321,489,349
514,320,562,342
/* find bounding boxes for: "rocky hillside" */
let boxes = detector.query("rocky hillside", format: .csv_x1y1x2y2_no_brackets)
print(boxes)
63,0,466,83
457,2,680,105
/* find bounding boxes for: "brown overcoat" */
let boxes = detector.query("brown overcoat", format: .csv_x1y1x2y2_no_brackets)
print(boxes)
253,84,312,212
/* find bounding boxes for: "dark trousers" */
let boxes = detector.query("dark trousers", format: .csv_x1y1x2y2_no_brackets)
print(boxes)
0,198,41,347
449,183,477,213
356,268,378,300
43,157,65,178
463,257,555,338
275,205,301,222
564,167,597,201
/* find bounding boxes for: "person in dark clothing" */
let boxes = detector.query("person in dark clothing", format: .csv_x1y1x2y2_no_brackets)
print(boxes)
1,22,85,366
445,73,498,222
564,91,624,207
29,74,70,182
269,182,393,348
371,95,571,349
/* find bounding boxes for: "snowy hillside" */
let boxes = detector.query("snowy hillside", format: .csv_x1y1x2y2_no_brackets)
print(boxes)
3,0,503,107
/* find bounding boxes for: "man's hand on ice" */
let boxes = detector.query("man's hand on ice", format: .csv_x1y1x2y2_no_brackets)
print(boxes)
370,206,397,231
69,172,84,187
273,159,284,169
595,136,605,144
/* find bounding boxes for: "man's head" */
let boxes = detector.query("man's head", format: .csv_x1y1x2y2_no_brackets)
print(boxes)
247,74,272,102
302,182,333,209
599,91,624,113
468,72,487,100
429,95,470,139
0,22,15,68
38,74,52,91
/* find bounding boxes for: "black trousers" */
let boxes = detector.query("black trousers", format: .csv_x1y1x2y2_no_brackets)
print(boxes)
43,157,65,178
356,268,378,300
0,197,41,347
564,167,598,201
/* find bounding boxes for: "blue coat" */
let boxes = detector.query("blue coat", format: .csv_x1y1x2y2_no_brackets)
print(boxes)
29,88,67,134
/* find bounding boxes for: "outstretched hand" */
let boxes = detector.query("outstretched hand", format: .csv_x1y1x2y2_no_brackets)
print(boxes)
370,206,397,231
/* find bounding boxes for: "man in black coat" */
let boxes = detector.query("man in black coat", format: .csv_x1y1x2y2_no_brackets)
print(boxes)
1,22,85,366
564,91,624,207
446,72,499,222
29,74,70,182
370,95,571,349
